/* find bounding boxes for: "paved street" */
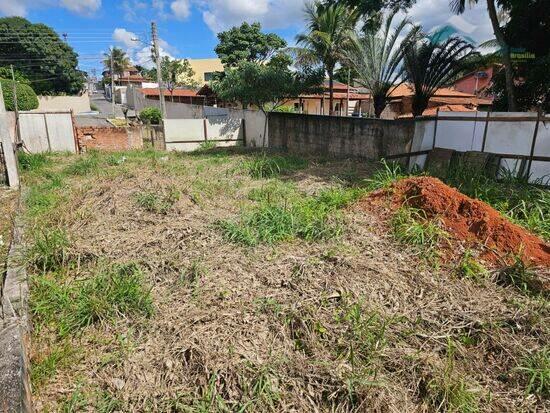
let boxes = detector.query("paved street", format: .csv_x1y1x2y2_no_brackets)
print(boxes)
90,91,124,118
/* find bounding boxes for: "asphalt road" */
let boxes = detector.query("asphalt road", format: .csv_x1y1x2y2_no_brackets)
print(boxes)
90,91,124,118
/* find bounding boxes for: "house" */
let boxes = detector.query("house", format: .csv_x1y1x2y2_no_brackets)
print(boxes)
185,58,225,84
453,66,497,97
137,88,207,105
375,84,493,119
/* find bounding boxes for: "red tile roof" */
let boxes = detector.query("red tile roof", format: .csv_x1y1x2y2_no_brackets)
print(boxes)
140,88,199,97
398,104,476,118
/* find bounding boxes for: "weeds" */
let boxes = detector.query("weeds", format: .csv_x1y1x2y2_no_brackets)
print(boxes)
64,154,100,176
30,263,153,337
18,151,51,171
426,339,480,413
27,227,69,273
457,251,488,282
31,344,77,388
496,256,543,296
391,207,447,250
197,140,217,151
366,160,407,191
243,153,307,178
515,347,549,397
135,186,180,214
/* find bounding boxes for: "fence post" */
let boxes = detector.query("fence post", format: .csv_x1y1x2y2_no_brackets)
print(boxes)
43,113,52,151
241,118,247,147
480,111,491,152
526,110,542,178
431,108,439,149
203,118,208,141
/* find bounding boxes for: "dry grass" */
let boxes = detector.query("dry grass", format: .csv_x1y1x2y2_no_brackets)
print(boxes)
20,149,549,412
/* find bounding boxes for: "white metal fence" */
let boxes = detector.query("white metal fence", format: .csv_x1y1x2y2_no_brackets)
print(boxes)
409,111,550,184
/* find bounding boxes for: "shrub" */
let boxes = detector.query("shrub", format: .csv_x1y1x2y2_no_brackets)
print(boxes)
0,78,39,111
139,107,162,124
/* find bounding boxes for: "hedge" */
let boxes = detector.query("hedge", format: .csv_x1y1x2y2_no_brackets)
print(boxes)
0,78,39,111
139,107,162,125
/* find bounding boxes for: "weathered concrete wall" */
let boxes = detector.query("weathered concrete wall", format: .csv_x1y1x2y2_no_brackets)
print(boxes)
35,92,91,114
76,126,142,152
268,112,415,160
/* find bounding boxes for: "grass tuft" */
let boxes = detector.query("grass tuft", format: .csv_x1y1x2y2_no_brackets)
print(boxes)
515,347,549,397
366,160,407,191
391,206,447,250
243,153,307,178
457,251,488,282
496,256,544,296
27,227,69,273
135,187,180,214
30,262,153,337
64,154,100,176
219,187,359,246
18,151,51,171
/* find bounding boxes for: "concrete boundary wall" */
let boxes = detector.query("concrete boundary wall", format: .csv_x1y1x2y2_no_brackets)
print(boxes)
268,112,415,160
164,118,244,152
35,92,91,114
18,111,77,154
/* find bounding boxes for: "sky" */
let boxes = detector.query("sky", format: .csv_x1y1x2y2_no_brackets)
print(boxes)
0,0,495,76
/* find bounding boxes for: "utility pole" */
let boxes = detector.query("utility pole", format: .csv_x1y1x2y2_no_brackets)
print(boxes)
151,21,166,119
10,65,21,146
110,47,115,118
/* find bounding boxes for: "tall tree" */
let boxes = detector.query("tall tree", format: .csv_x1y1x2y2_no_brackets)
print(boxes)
450,0,517,111
490,0,550,112
0,17,84,94
212,61,323,146
147,57,199,89
103,47,130,78
403,35,475,116
215,22,287,68
342,10,420,117
294,1,359,115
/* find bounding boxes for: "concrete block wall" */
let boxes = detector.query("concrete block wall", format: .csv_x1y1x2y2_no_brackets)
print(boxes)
76,126,143,152
268,112,415,160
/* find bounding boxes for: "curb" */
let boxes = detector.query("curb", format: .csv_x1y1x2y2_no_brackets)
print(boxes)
0,215,33,413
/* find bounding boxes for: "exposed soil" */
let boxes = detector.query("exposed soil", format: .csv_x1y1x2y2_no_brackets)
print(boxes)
360,177,550,267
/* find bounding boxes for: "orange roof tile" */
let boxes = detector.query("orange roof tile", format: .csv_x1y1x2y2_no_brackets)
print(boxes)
140,88,199,97
398,104,476,118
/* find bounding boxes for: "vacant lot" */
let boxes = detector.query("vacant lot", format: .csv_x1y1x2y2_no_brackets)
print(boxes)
19,148,548,412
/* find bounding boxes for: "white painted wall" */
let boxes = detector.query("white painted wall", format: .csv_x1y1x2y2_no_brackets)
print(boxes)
409,111,550,184
164,118,244,152
18,112,76,153
35,92,91,114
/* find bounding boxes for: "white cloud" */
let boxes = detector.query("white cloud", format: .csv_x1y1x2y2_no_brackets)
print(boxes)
0,0,101,17
112,27,175,69
60,0,101,15
199,0,307,33
406,0,493,44
113,28,140,49
170,0,190,20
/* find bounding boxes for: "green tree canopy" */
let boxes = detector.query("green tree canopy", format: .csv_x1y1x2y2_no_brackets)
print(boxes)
0,17,85,95
215,22,287,68
212,61,323,145
146,57,199,89
0,79,39,111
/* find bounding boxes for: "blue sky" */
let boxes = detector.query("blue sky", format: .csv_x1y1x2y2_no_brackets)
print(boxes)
0,0,493,76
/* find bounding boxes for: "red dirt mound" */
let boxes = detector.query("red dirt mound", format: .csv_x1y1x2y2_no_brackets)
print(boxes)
364,177,550,266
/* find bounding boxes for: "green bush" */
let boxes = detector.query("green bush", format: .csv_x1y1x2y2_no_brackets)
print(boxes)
139,107,162,124
0,78,39,111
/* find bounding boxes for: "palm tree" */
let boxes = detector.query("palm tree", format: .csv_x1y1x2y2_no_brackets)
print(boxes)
450,0,517,111
403,35,476,117
103,47,130,78
342,9,420,118
294,1,359,115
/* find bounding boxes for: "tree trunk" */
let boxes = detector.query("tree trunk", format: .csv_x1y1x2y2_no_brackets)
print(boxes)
373,94,387,118
328,69,334,116
487,0,517,112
